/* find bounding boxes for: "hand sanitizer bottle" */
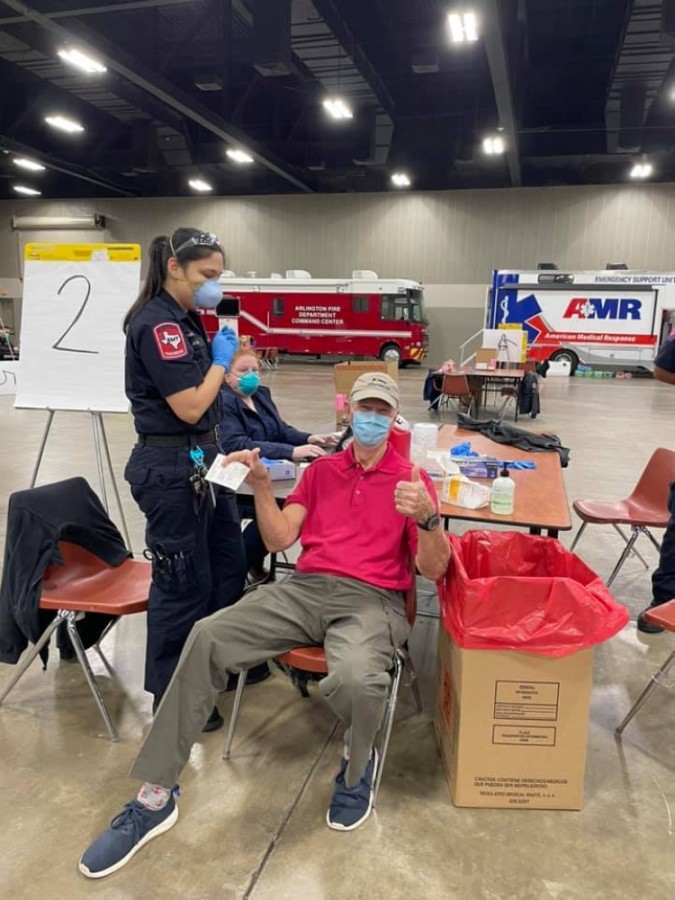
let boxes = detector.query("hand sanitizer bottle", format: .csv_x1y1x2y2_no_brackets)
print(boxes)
490,466,516,515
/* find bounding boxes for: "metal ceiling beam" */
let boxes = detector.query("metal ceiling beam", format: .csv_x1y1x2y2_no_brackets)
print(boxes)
310,0,396,116
0,0,197,26
0,134,138,195
0,0,314,192
482,0,522,186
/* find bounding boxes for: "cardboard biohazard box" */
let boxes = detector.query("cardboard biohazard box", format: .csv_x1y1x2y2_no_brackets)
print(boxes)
435,627,594,810
333,361,398,427
334,361,398,396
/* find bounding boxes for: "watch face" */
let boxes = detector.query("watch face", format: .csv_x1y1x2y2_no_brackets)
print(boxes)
420,513,441,531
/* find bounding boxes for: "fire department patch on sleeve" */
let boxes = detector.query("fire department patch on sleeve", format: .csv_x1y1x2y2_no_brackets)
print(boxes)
153,322,188,360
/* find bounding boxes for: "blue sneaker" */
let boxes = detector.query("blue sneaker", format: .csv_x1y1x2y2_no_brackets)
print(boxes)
79,790,179,879
326,749,379,832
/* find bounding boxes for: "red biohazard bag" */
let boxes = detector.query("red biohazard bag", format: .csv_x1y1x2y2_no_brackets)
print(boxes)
438,531,629,657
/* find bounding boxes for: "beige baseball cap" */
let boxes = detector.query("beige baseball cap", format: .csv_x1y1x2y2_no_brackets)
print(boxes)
350,372,399,408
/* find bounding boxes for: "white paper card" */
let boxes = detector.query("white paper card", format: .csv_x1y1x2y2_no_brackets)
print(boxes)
205,455,250,490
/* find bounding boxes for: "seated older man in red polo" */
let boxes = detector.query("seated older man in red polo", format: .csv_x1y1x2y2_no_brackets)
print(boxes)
79,372,450,879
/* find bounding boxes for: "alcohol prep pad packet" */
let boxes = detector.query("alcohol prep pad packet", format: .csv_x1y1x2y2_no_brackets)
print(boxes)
205,455,250,491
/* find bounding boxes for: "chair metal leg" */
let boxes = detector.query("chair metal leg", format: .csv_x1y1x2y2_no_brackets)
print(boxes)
223,669,248,760
0,613,65,706
642,527,662,554
616,650,675,737
373,655,404,806
92,618,119,678
570,520,587,552
66,612,119,742
399,645,424,714
612,525,649,569
606,528,639,587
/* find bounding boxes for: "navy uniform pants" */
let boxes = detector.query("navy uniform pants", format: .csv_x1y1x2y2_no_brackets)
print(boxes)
652,481,675,607
125,443,246,700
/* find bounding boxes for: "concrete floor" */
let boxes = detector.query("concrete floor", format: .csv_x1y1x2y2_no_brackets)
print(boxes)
0,364,674,900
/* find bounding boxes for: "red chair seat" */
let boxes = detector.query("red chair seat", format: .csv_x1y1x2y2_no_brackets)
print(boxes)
645,598,675,631
40,542,150,616
276,646,328,674
573,498,668,528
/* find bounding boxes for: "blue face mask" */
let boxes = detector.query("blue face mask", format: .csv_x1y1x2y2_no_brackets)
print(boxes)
351,410,393,448
193,278,222,309
236,371,261,397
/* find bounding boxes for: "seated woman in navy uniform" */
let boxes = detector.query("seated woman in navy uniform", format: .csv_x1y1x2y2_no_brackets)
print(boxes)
219,347,336,584
123,227,248,732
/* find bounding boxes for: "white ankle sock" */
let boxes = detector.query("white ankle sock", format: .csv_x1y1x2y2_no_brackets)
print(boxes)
137,783,171,810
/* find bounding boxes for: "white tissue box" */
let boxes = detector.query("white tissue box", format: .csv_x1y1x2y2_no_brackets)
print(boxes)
262,460,296,481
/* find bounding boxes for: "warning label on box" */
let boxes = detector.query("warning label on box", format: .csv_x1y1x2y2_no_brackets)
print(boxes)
494,681,559,721
492,725,557,746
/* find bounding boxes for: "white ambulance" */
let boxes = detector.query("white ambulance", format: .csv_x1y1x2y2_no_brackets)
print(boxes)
488,269,675,373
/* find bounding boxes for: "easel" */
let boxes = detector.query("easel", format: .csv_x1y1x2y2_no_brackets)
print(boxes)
30,407,132,551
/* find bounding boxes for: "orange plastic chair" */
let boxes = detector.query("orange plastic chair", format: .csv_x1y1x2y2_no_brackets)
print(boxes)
616,599,675,735
570,448,675,587
434,374,475,417
0,541,150,741
222,581,422,806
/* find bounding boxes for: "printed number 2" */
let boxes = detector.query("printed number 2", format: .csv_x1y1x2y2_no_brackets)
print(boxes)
53,274,99,355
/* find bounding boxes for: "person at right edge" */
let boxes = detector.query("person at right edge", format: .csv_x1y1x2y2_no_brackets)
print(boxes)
637,335,675,633
78,372,450,879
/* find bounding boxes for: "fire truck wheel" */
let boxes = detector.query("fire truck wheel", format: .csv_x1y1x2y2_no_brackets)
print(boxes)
379,343,401,365
549,349,579,375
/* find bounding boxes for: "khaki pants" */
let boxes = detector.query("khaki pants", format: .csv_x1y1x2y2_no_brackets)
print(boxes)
130,574,411,788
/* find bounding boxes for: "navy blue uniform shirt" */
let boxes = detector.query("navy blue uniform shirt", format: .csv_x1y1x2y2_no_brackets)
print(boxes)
125,290,220,434
219,384,310,460
655,332,675,374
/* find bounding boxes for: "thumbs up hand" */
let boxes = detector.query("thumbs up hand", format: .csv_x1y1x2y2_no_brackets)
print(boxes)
395,465,436,523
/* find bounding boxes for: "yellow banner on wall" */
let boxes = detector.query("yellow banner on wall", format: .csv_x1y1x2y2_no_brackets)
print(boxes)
24,243,140,262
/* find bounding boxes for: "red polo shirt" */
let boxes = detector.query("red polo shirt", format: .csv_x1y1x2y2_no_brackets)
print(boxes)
284,444,438,591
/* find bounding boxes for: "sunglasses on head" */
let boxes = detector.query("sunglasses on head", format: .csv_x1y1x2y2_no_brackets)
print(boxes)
170,232,221,257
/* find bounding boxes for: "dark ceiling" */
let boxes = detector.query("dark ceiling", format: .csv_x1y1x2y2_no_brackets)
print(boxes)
0,0,673,199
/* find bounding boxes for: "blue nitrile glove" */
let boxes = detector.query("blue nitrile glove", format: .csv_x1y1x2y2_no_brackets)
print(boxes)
451,442,479,457
211,325,238,370
504,460,537,470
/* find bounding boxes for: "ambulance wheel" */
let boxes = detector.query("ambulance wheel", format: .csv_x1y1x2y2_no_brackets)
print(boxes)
379,343,401,364
549,349,578,375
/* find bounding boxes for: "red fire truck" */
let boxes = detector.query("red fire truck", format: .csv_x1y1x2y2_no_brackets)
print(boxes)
201,269,429,364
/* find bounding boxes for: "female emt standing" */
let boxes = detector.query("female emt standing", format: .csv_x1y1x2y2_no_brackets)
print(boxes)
124,227,245,731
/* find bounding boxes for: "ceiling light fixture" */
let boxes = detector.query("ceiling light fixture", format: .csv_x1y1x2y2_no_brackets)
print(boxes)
13,157,46,172
58,48,107,74
226,148,254,164
188,178,213,192
483,135,505,155
391,172,411,188
13,185,42,196
323,97,353,120
630,162,653,179
45,114,84,134
448,11,479,43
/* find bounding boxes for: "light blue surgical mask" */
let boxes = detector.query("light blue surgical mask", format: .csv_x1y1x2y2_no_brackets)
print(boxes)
236,370,261,397
193,278,222,309
351,410,393,448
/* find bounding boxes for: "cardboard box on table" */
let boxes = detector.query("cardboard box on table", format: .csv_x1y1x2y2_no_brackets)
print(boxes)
333,361,398,427
435,626,594,811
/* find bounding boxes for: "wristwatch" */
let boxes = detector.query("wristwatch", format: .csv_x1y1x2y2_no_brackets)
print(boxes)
417,513,441,532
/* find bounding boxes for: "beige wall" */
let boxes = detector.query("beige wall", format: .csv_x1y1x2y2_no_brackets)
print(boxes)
2,182,674,354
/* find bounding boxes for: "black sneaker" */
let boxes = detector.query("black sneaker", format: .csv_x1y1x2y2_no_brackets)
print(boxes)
225,663,272,692
637,604,666,634
326,749,379,832
79,790,178,879
202,706,224,732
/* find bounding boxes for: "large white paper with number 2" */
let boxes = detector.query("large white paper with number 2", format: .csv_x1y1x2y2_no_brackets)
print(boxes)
16,249,141,412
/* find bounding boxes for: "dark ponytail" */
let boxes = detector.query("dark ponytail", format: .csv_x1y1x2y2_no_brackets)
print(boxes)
123,227,225,331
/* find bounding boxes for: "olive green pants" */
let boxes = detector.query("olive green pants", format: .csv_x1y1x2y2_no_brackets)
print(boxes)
130,574,410,788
